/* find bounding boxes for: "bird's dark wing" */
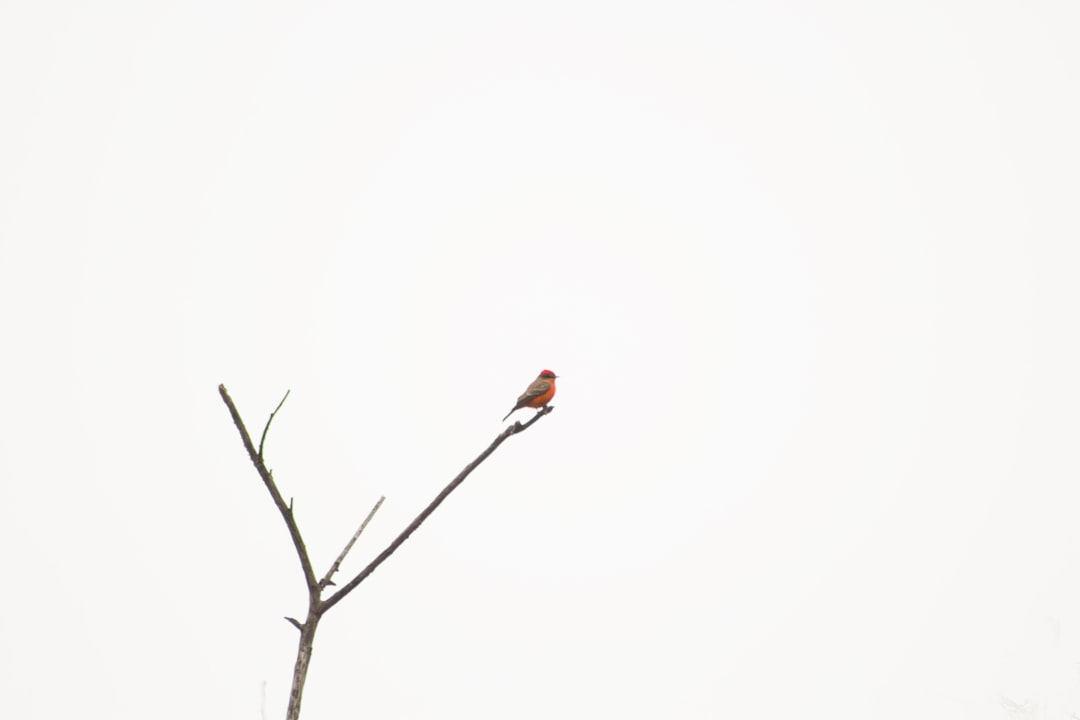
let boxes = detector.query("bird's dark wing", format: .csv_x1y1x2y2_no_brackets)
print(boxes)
518,379,552,404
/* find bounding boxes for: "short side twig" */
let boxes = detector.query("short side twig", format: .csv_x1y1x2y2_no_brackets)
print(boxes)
219,384,319,593
320,496,386,589
259,390,291,459
319,407,554,615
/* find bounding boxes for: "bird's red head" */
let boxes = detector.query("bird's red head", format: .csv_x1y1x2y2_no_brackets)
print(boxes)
539,369,557,379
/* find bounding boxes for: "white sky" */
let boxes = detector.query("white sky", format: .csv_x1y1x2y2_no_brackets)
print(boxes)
2,1,1079,718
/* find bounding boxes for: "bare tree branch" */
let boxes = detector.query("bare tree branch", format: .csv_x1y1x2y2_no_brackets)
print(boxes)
320,496,386,589
220,385,554,720
508,405,554,434
319,405,554,615
260,389,291,459
219,384,319,593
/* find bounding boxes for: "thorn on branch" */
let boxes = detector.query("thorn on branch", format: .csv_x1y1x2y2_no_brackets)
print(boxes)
285,617,304,631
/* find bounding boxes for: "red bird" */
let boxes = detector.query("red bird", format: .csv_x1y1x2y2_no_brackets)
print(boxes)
502,370,558,422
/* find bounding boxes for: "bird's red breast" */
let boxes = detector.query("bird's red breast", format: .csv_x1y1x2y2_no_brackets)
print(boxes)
518,370,557,408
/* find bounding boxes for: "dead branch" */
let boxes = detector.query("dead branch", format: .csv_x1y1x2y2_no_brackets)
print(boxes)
320,496,386,589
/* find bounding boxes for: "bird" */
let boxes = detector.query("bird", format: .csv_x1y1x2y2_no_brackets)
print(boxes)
502,369,558,422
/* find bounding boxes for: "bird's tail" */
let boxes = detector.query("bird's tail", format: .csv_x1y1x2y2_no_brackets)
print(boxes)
502,407,517,422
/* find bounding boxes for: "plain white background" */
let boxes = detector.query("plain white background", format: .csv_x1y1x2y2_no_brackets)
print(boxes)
2,1,1079,718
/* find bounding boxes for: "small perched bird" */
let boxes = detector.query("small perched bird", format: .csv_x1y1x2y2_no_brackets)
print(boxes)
502,369,558,422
